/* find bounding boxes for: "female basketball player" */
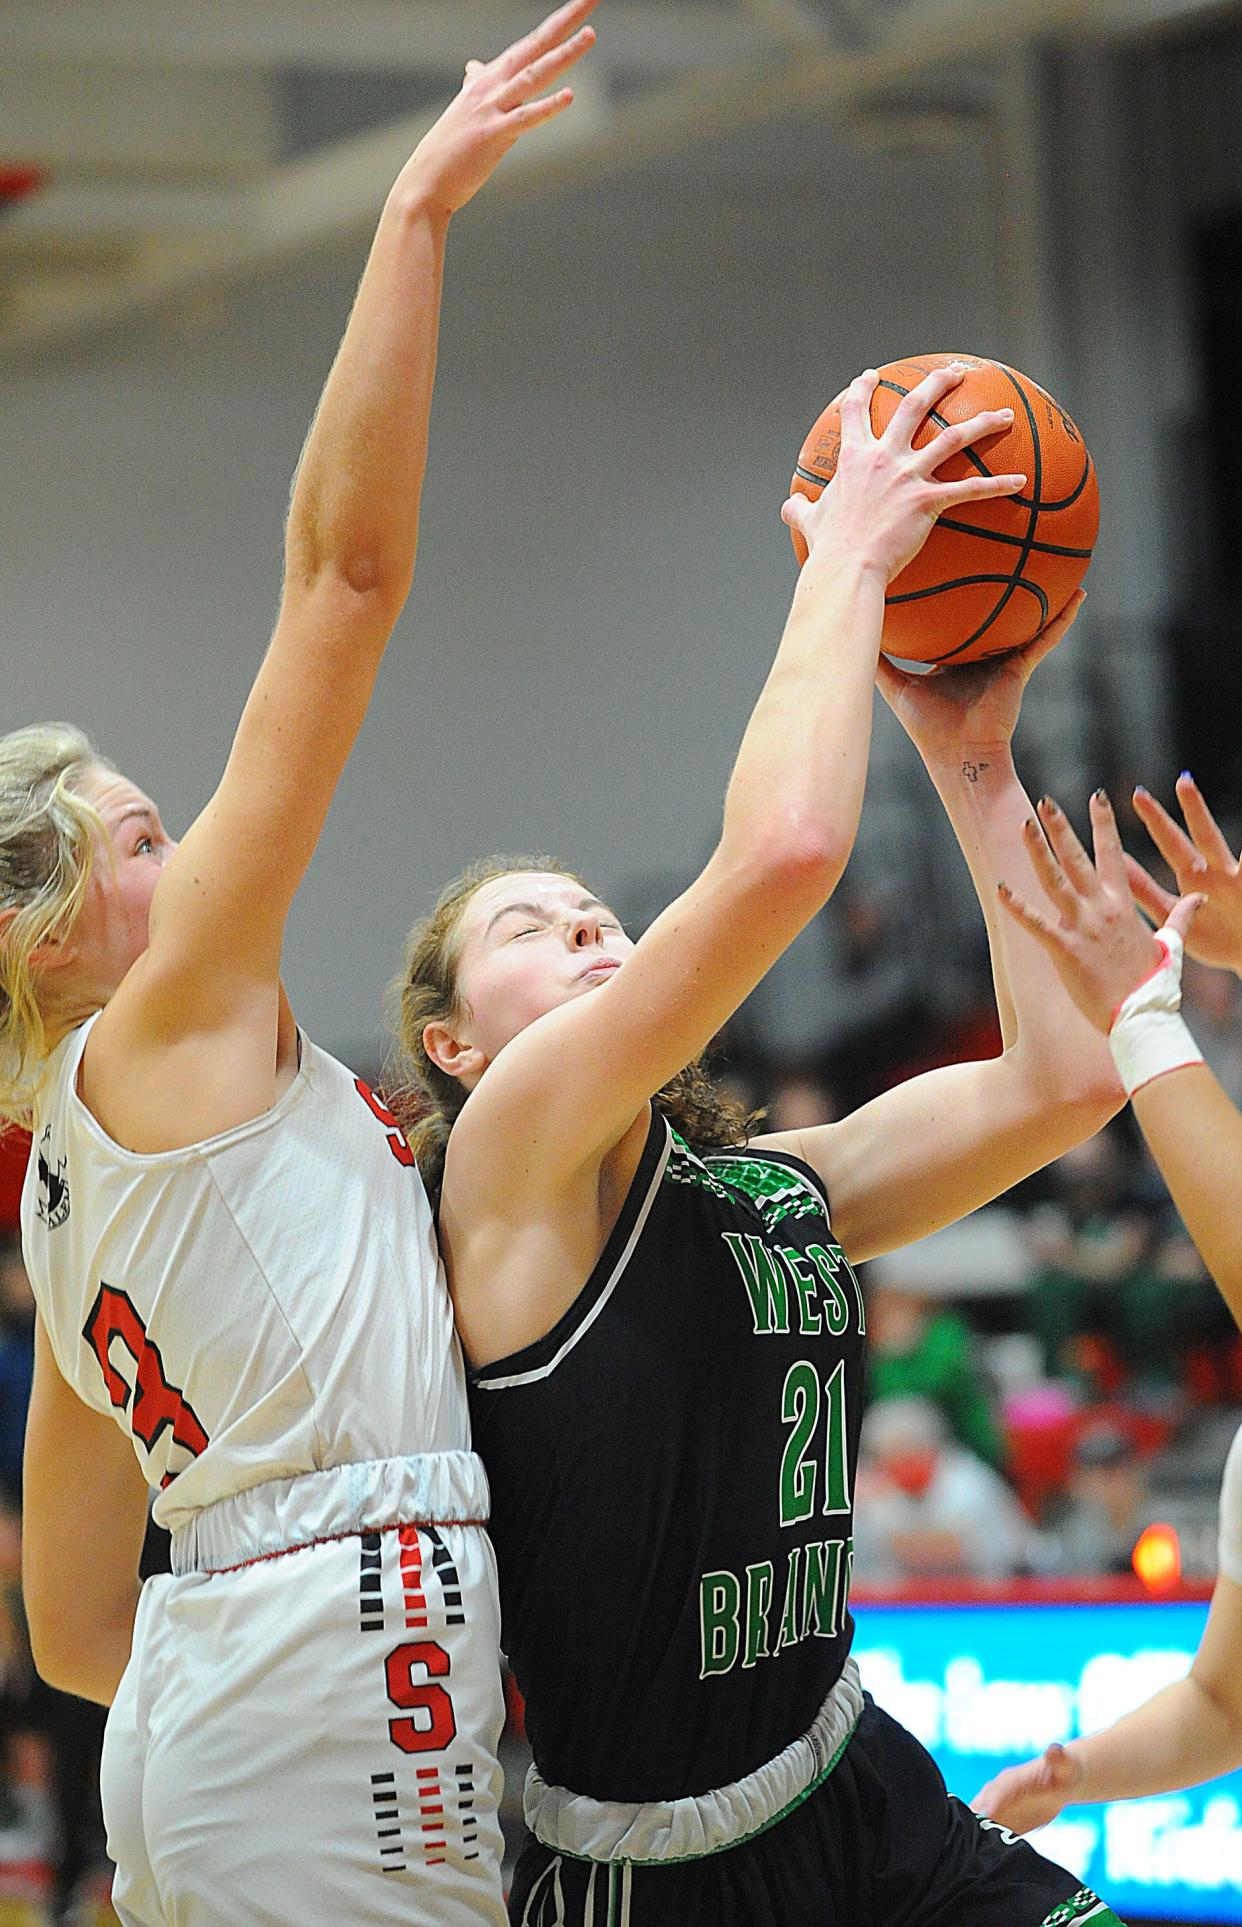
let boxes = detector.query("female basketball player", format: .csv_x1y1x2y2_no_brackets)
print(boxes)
973,779,1242,1834
1,7,596,1922
391,367,1131,1925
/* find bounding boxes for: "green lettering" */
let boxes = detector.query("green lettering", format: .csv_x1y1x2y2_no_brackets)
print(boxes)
780,1361,819,1524
722,1232,788,1334
743,1561,774,1669
803,1538,845,1639
780,1247,822,1335
775,1546,803,1653
699,1571,741,1678
823,1358,851,1516
806,1244,850,1336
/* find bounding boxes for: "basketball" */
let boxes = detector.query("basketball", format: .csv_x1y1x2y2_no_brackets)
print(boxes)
788,352,1100,665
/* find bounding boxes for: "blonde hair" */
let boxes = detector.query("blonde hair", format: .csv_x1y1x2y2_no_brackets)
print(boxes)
386,855,757,1191
0,724,113,1127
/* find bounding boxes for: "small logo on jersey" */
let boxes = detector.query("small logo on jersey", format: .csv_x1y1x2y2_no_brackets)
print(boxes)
36,1128,70,1229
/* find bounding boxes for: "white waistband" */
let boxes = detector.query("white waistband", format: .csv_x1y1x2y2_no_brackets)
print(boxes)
524,1657,864,1865
169,1451,490,1576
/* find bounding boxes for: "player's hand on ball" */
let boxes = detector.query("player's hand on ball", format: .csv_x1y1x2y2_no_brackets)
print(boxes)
996,790,1201,1033
877,591,1085,762
972,1744,1085,1836
781,364,1027,584
403,0,597,217
1127,774,1242,977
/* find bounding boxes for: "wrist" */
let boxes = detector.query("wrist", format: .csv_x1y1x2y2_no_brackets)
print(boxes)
921,741,1017,784
1108,932,1204,1099
387,168,455,234
798,543,889,592
1060,1741,1091,1798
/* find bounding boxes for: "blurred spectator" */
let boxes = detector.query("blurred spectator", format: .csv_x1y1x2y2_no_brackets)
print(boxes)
866,1282,1006,1469
853,1397,1039,1584
1047,1422,1153,1577
1023,1127,1169,1391
764,1067,837,1132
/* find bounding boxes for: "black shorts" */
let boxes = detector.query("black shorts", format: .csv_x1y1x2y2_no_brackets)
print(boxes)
508,1698,1126,1926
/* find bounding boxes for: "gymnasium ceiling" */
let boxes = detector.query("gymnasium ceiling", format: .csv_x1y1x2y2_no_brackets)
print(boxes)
0,0,1236,362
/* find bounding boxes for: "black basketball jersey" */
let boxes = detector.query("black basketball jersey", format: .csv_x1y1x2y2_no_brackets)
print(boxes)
468,1109,867,1806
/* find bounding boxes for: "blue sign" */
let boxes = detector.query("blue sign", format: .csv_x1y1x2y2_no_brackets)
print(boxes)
853,1600,1242,1924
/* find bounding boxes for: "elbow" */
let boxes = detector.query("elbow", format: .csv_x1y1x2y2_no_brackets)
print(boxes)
1012,1043,1127,1134
755,813,850,909
285,534,414,628
28,1609,79,1698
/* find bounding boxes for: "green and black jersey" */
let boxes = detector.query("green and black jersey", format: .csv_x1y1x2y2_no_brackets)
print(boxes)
468,1108,866,1806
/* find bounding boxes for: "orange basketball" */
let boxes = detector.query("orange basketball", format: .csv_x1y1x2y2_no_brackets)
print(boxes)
789,352,1100,664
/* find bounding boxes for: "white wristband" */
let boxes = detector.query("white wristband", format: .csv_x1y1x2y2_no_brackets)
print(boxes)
1108,927,1205,1100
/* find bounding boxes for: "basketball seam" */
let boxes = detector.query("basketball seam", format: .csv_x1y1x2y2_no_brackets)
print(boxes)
933,515,1093,561
887,574,1050,615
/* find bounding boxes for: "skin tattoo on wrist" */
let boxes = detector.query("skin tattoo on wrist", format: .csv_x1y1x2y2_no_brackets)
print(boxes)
962,760,991,785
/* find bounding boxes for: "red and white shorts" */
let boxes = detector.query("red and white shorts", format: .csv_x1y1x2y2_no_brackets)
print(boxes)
102,1451,507,1926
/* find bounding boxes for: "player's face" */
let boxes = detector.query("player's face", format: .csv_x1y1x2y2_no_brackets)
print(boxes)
59,767,178,1003
451,871,634,1069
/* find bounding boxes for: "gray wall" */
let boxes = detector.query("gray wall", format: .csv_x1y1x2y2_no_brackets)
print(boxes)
3,17,1239,1066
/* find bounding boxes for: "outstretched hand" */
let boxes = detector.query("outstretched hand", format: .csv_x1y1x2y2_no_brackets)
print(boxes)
877,590,1085,764
972,1744,1085,1836
1127,773,1242,977
781,365,1027,585
406,0,597,218
995,789,1200,1032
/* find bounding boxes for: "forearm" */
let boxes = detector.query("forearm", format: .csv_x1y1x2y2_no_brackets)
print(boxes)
721,552,886,878
1133,1064,1242,1326
30,1581,139,1707
286,175,449,602
1064,1675,1242,1804
922,749,1119,1106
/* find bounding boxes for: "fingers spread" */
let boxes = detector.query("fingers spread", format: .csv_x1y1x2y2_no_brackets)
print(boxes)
838,370,880,444
508,87,576,130
1132,784,1201,880
883,362,966,450
915,407,1013,476
1037,794,1095,893
1088,789,1129,893
997,879,1063,950
497,24,595,106
495,0,599,80
1176,771,1238,871
1123,851,1177,925
1021,813,1078,911
935,472,1027,512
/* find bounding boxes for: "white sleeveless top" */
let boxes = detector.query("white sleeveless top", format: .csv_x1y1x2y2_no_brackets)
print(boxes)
20,1014,470,1534
1219,1420,1242,1586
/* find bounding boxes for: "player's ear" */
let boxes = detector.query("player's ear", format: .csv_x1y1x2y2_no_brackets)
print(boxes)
423,1020,484,1087
2,905,75,975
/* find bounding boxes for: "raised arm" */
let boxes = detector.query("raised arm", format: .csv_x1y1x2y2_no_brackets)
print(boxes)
757,610,1126,1261
91,3,598,1145
23,1316,150,1706
447,367,1028,1198
998,786,1242,1327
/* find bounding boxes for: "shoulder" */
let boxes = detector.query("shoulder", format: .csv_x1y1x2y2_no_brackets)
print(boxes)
701,1136,832,1228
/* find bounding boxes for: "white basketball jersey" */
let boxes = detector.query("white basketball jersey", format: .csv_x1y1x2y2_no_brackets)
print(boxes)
21,1014,469,1533
1218,1419,1242,1588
